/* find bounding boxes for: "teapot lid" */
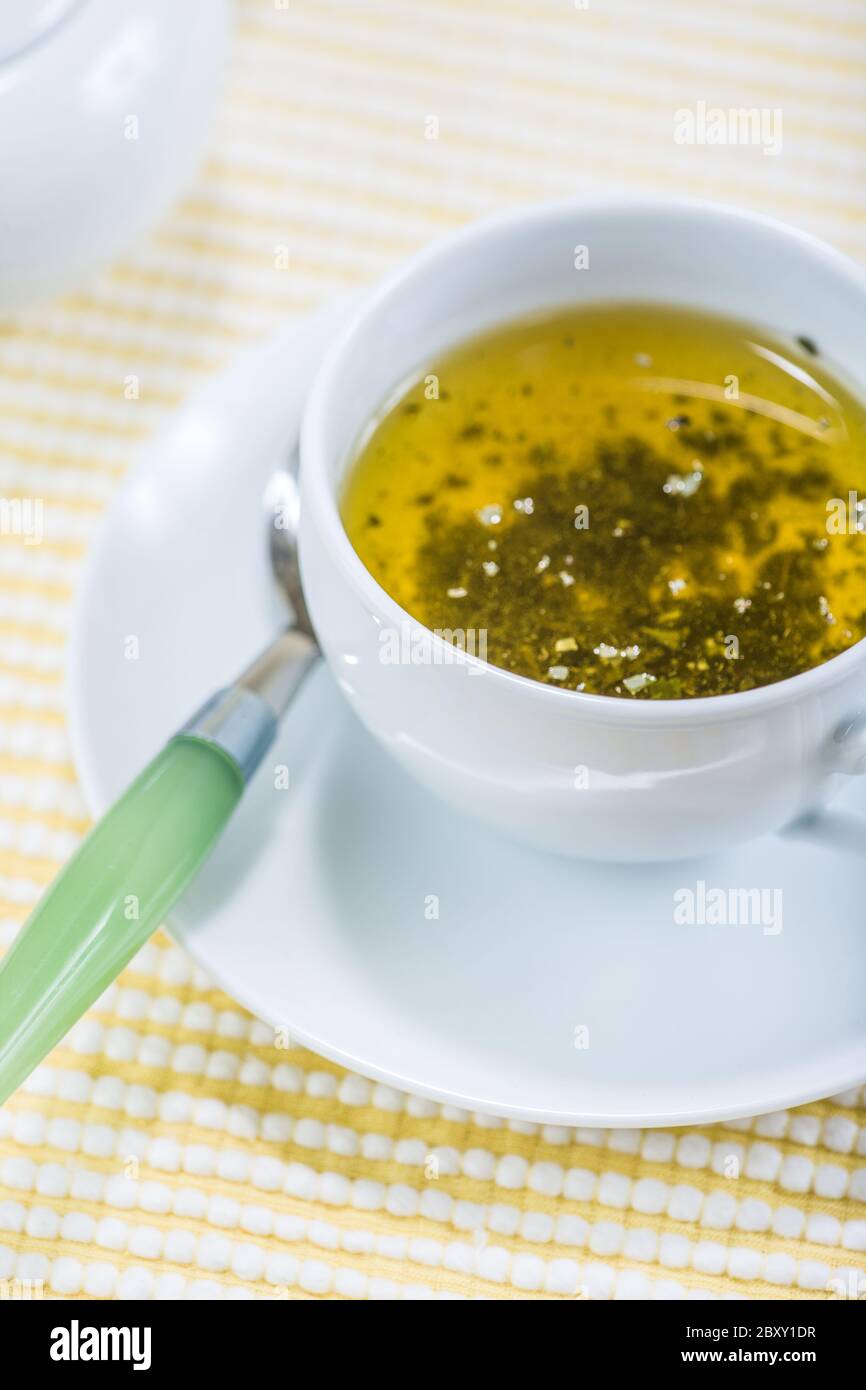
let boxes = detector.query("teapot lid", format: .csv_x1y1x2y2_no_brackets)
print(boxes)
0,0,84,66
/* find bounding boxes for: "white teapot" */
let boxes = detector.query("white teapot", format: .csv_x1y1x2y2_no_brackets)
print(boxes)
0,0,230,309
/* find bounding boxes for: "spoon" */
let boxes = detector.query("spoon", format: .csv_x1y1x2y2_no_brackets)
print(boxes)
0,459,319,1106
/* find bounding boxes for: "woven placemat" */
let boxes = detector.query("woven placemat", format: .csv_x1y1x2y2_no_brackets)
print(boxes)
1,0,865,1300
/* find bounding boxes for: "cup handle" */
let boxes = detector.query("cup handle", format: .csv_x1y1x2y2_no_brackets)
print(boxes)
782,711,866,854
826,712,866,775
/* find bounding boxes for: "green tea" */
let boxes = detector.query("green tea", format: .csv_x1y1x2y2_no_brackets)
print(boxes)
341,304,866,698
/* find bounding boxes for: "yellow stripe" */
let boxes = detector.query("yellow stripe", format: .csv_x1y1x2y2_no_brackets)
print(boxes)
236,16,866,113
0,805,87,833
0,327,217,376
0,849,63,883
268,0,866,49
0,437,123,477
624,0,866,43
155,230,374,284
0,756,76,781
0,575,72,603
0,619,64,644
109,262,323,316
582,12,866,82
59,292,251,345
0,360,180,408
0,492,104,519
205,157,462,227
253,0,866,84
0,403,147,441
178,193,421,254
626,0,866,47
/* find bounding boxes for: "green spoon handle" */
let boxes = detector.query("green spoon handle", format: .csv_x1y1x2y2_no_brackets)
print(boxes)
0,735,244,1106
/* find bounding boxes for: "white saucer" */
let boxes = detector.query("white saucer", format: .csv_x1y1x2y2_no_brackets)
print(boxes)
68,306,866,1128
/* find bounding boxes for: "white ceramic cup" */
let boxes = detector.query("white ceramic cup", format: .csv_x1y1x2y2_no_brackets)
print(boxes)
300,197,866,861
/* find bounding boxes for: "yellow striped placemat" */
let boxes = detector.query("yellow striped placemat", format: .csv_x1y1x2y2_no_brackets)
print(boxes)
1,0,865,1300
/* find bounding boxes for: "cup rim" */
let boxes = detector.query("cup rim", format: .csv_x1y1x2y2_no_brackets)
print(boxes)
301,193,866,726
